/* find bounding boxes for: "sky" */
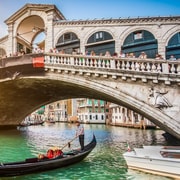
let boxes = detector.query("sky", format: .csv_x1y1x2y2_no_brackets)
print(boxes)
0,0,180,38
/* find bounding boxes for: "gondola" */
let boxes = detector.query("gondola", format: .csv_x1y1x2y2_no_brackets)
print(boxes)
0,135,96,177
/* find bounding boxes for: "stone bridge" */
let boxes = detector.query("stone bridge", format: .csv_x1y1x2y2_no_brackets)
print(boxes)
0,53,180,139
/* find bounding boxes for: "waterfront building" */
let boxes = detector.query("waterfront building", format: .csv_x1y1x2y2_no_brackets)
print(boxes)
44,99,77,122
109,103,156,129
77,98,106,124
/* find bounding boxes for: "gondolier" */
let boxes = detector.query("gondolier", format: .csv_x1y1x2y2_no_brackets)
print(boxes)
76,121,84,151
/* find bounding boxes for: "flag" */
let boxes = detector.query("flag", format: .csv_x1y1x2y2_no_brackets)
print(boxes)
32,56,44,68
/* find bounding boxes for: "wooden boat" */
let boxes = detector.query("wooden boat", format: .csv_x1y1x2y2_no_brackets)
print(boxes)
0,135,96,177
123,145,180,179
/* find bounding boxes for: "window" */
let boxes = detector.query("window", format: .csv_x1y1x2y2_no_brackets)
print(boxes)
96,32,103,40
134,31,143,40
64,33,71,42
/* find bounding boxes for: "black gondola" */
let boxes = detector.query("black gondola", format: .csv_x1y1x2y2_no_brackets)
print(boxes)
0,135,96,177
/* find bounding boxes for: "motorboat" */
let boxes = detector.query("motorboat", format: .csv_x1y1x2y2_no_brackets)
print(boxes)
123,145,180,179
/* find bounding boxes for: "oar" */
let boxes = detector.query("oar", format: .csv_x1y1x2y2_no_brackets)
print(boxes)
60,136,78,150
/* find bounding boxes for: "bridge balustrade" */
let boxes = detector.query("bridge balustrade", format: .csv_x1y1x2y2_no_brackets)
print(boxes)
44,53,180,74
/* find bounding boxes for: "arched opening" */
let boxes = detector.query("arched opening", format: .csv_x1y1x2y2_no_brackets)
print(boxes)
0,48,6,59
121,30,158,58
86,31,115,55
16,15,45,54
56,32,80,54
32,32,46,52
166,32,180,59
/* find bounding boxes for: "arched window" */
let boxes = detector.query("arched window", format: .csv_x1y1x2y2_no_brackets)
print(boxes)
56,32,80,54
122,30,157,58
166,32,180,59
86,31,115,55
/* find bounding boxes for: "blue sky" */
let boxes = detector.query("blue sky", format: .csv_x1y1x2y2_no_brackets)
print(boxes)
0,0,180,37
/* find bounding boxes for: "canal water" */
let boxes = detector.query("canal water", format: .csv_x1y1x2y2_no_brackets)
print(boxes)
0,123,175,180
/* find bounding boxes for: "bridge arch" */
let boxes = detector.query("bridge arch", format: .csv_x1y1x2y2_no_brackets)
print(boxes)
2,73,178,138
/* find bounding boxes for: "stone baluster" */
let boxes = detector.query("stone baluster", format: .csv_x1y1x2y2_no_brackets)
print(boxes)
141,62,146,71
121,60,125,70
44,55,48,63
53,56,57,64
116,60,120,69
106,60,110,68
63,56,66,64
131,61,135,71
67,56,71,65
60,56,63,64
90,58,94,67
102,59,106,68
157,63,162,73
49,56,52,64
82,57,86,66
135,62,140,71
85,57,89,66
98,58,101,68
126,61,130,70
177,63,180,74
146,62,151,72
56,56,60,64
79,57,83,66
94,59,98,67
171,64,176,74
75,57,79,65
151,63,157,72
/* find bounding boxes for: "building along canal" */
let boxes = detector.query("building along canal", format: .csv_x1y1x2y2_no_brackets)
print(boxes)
0,123,178,180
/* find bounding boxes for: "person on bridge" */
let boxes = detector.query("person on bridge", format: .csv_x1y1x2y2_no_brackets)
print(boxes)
76,121,84,151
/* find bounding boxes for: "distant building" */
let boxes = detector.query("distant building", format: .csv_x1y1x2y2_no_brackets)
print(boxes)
77,98,106,124
44,99,77,122
109,103,156,129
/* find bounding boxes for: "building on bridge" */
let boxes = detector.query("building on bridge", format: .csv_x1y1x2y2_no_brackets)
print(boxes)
0,3,179,60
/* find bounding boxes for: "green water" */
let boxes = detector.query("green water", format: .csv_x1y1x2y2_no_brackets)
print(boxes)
0,123,173,180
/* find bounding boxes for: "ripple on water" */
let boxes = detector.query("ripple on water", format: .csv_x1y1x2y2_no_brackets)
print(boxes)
0,124,175,180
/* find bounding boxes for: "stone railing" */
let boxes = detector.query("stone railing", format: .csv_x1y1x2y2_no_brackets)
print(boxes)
44,53,180,74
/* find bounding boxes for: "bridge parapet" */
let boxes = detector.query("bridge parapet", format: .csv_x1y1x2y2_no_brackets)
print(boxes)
44,53,180,85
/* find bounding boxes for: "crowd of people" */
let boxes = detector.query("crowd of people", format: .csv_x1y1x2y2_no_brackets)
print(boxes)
1,45,179,62
46,48,178,61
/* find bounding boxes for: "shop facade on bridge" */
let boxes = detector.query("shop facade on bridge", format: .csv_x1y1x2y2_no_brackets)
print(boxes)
0,3,179,59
